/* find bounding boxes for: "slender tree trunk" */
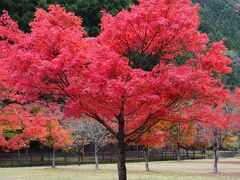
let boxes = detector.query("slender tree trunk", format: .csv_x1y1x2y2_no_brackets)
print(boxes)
144,146,150,171
64,152,67,165
94,143,99,169
52,149,56,168
176,144,180,161
25,148,29,158
82,145,85,164
213,146,219,173
78,151,81,166
18,150,21,159
137,145,139,161
41,150,44,162
117,111,127,180
17,150,21,165
204,146,207,157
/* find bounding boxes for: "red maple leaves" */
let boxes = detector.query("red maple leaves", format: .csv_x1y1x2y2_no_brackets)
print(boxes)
0,104,72,152
0,0,234,153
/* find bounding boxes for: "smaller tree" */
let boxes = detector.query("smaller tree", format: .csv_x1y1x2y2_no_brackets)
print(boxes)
39,117,72,168
136,125,166,171
0,104,46,153
160,105,207,161
168,122,196,160
67,119,90,166
198,90,240,173
166,108,199,161
67,116,110,169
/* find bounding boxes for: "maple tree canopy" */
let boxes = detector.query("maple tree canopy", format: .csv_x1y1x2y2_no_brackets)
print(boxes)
0,0,232,142
0,1,234,179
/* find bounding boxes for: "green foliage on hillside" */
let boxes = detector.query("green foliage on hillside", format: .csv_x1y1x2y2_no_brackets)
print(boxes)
193,0,240,88
0,0,132,36
193,0,240,54
222,60,240,88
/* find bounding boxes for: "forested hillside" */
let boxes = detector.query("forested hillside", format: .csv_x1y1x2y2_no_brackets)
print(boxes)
0,0,132,36
228,0,240,8
193,0,240,54
191,0,240,88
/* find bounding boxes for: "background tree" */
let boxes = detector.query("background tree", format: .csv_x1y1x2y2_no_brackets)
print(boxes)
67,116,110,169
136,128,166,171
167,121,196,161
0,105,46,153
67,119,89,166
40,117,72,168
164,104,212,161
197,90,240,173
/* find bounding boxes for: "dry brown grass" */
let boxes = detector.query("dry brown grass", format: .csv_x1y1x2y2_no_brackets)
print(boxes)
0,158,240,180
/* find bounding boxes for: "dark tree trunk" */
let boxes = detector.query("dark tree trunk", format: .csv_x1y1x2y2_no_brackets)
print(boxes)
17,150,21,165
117,111,127,180
137,145,139,161
144,146,150,171
64,152,67,165
77,145,83,165
213,143,219,173
41,150,44,162
117,136,126,180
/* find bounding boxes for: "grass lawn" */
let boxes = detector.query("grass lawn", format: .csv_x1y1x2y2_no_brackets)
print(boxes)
0,158,240,180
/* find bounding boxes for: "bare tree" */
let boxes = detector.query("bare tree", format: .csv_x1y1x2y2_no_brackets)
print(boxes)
67,116,110,169
69,123,89,166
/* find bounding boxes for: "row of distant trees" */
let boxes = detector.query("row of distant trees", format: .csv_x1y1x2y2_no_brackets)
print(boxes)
0,99,239,171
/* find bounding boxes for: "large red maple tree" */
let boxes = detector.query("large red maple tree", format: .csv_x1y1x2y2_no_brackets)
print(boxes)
0,1,232,179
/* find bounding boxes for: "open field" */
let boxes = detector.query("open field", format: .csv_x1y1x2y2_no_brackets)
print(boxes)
0,158,240,180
